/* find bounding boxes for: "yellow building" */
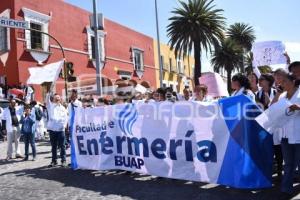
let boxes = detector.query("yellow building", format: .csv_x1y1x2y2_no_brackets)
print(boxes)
153,40,195,93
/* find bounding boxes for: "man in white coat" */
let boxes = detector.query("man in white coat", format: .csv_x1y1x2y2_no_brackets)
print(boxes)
46,93,68,167
2,99,24,160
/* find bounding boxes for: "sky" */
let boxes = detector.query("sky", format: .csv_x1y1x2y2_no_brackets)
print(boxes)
65,0,300,72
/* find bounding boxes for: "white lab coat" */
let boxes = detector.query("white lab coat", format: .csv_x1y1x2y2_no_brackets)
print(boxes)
278,88,300,144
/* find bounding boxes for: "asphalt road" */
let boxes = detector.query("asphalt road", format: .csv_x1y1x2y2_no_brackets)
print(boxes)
0,141,300,200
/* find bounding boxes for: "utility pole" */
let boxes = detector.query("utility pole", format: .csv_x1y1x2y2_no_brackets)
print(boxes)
155,0,163,88
92,0,103,96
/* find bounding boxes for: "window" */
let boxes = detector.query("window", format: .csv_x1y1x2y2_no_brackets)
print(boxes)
91,36,96,59
177,59,184,74
169,58,173,72
87,27,105,62
0,26,8,53
22,7,51,52
91,35,104,60
133,49,144,71
30,23,43,50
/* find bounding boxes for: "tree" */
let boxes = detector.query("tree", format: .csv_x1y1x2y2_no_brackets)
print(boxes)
167,0,226,86
211,38,242,93
227,23,256,73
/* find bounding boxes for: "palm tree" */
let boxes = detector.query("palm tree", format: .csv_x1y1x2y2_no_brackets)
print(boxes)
211,38,242,93
245,52,253,74
167,0,226,86
227,23,256,73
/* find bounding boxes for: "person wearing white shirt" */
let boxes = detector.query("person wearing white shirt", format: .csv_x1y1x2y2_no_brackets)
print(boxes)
277,73,300,195
2,99,24,160
247,72,260,95
257,74,283,179
231,73,256,101
0,106,3,140
67,90,82,148
46,93,68,167
67,90,82,125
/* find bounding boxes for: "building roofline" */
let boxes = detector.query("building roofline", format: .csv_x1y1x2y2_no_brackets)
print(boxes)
63,0,153,40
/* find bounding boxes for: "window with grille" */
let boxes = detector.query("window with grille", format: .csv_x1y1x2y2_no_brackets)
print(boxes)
30,22,43,50
133,49,144,71
91,36,96,59
89,33,105,61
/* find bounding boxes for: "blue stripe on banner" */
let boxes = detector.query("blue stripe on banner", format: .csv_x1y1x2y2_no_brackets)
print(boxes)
217,95,273,189
70,105,78,169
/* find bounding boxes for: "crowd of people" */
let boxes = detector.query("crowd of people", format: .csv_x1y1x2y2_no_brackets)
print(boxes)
0,61,300,197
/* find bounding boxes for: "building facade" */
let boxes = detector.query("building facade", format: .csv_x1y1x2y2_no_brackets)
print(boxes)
153,41,194,93
0,0,156,101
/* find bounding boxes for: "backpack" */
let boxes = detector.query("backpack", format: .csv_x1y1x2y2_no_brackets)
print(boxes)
35,107,43,121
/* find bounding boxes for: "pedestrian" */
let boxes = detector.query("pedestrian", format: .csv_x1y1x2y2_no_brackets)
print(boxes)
231,73,256,101
2,98,24,160
257,73,283,180
276,73,300,197
183,88,191,101
191,84,212,102
153,88,166,102
288,61,300,80
247,72,260,95
67,90,82,148
31,101,44,140
288,61,300,181
68,90,82,120
20,105,36,161
256,74,276,110
46,93,68,167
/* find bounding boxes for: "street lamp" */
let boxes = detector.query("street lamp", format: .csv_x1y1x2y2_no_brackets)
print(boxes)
155,0,163,88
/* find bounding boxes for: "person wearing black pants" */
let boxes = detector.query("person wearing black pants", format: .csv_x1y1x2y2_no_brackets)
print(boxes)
49,130,66,164
46,93,68,167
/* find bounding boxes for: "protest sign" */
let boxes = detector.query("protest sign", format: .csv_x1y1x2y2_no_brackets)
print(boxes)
252,41,287,68
199,72,229,98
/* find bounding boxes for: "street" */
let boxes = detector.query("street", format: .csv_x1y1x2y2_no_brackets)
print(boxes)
0,141,299,200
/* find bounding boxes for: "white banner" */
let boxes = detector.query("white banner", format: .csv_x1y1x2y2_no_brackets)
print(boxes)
71,96,274,189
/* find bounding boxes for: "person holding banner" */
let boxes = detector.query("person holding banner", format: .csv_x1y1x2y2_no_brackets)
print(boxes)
256,74,284,180
67,90,82,146
231,73,256,101
277,73,300,196
153,88,166,102
46,93,68,167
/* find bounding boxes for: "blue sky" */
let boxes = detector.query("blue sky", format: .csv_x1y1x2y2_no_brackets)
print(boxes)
65,0,300,72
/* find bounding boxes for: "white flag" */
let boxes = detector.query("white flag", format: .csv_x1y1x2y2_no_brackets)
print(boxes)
27,60,64,84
